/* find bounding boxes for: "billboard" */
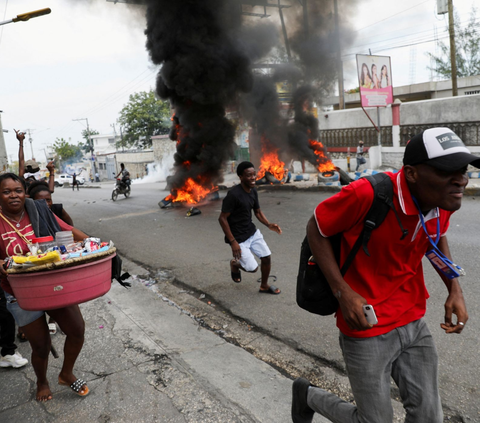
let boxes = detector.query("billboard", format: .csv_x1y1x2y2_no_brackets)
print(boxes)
356,54,393,107
276,81,292,102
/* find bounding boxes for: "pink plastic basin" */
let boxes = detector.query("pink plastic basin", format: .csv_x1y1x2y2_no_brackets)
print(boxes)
8,253,116,311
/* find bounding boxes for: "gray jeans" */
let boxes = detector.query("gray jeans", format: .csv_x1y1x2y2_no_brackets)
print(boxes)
307,319,443,423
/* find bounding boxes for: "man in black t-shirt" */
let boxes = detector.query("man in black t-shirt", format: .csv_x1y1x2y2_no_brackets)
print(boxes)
219,161,282,294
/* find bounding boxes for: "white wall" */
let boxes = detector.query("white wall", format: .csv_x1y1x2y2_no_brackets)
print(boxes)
401,95,480,124
319,95,480,131
319,105,392,130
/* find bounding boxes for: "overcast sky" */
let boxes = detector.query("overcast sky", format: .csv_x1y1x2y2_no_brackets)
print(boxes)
0,0,477,163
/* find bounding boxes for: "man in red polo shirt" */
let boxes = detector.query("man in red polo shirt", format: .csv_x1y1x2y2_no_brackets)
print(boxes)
292,128,480,423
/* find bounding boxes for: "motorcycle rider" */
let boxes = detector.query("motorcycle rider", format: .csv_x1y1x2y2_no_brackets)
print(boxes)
115,163,131,190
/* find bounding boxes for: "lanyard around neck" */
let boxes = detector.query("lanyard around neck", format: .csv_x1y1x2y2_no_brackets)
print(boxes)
411,196,440,249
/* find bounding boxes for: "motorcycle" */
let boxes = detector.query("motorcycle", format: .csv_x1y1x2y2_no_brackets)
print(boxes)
112,177,131,201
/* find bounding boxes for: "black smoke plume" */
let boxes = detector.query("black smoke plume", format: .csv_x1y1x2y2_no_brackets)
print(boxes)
288,85,330,168
144,0,253,199
282,1,359,170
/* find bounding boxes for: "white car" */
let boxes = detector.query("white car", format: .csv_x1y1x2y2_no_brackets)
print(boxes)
54,173,85,187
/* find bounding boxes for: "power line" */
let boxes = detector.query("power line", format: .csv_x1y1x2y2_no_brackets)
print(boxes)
354,0,431,33
344,3,476,58
342,19,480,59
46,68,158,143
80,67,155,116
82,68,157,117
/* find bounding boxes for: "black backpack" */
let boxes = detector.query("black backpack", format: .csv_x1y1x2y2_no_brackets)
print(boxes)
296,173,408,316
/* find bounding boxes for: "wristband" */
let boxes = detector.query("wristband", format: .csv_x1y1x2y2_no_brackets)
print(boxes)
229,239,236,245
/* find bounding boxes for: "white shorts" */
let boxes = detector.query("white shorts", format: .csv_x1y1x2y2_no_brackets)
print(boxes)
238,229,271,272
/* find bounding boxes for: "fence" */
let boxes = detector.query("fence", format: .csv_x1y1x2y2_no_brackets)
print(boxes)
399,122,480,146
320,121,480,148
320,126,393,147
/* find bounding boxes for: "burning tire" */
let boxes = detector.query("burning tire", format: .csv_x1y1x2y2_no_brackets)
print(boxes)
317,171,339,183
112,190,118,202
265,172,282,184
334,167,354,185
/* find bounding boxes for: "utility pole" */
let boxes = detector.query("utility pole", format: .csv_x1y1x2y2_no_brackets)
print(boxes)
448,0,458,96
333,0,345,109
73,117,97,173
302,0,309,38
26,129,35,159
278,0,291,61
119,126,125,152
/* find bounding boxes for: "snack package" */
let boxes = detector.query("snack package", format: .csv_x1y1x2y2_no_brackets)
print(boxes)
84,237,100,252
12,251,62,266
65,242,83,253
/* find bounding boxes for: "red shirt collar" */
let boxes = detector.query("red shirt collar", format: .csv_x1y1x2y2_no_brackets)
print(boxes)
396,167,419,216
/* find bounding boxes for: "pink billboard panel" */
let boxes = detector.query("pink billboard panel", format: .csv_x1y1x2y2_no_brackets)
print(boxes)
356,54,393,107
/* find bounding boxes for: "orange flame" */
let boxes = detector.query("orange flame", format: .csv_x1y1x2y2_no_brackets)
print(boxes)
168,177,216,205
256,136,285,181
166,115,215,204
309,140,335,173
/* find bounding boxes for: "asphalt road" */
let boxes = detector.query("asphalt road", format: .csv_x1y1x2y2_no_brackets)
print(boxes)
53,180,480,422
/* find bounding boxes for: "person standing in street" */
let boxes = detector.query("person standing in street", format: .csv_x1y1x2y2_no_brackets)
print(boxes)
292,128,478,423
355,140,365,171
219,161,282,294
72,173,79,191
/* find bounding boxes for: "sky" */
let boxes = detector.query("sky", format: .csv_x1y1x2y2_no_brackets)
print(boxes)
0,0,477,164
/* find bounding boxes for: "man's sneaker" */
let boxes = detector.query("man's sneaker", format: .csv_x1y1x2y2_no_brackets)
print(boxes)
0,353,28,368
292,378,315,423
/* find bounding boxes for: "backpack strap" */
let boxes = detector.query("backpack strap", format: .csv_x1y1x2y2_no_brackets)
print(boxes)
340,173,407,272
360,174,393,256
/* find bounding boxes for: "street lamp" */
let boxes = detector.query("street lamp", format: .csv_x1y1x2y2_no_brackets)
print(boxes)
0,8,51,26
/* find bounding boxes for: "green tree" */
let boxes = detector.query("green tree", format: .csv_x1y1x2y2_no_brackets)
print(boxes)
427,7,480,78
117,90,171,149
81,128,99,154
52,138,83,167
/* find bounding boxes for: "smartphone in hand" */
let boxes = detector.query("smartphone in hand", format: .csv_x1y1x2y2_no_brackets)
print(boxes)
363,305,378,325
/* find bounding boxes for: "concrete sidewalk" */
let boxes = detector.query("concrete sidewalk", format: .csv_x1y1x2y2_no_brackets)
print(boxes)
0,258,329,423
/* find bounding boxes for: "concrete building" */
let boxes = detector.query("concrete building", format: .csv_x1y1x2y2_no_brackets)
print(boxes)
317,93,480,171
151,134,176,165
96,149,155,181
90,133,121,156
327,75,480,110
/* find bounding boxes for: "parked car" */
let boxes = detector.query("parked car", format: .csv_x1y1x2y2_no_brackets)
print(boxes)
54,173,86,187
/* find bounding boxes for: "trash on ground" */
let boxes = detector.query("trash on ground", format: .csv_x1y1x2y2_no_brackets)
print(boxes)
186,207,201,217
